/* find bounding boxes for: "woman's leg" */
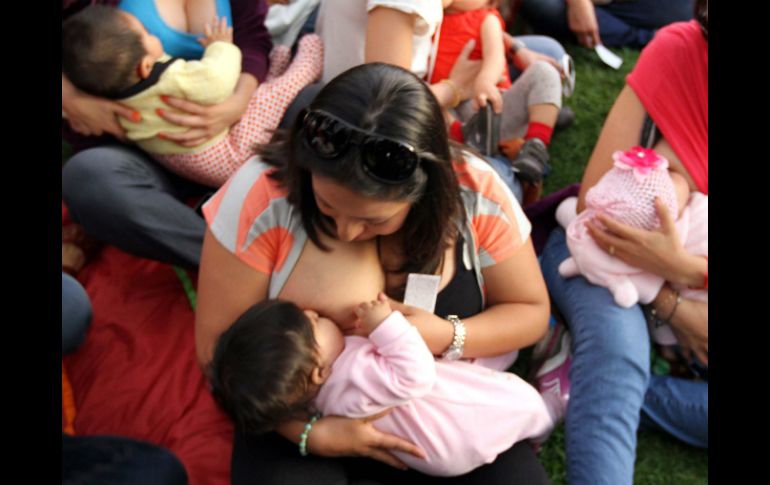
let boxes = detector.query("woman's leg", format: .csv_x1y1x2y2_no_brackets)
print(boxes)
62,434,188,485
232,430,349,485
541,228,651,485
641,374,708,448
344,440,548,485
62,145,209,268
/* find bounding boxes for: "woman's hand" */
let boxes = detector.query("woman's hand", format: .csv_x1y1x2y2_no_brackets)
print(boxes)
308,412,426,469
386,299,454,355
587,198,704,286
62,77,138,139
567,0,601,48
157,74,257,147
447,40,483,102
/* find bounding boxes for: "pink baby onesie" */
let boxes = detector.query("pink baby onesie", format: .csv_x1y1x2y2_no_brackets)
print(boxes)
314,311,552,476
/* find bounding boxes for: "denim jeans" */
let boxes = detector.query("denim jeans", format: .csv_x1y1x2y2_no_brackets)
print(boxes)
541,228,707,483
486,155,524,204
641,374,708,448
509,35,566,82
62,434,188,485
519,0,694,48
62,272,92,355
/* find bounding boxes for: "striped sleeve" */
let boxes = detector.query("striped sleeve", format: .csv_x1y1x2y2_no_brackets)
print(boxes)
202,158,296,275
454,153,532,268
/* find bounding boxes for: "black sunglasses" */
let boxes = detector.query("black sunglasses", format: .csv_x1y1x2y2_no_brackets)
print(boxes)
301,109,422,184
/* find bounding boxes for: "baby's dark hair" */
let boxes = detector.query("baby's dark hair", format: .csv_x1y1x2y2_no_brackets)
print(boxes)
62,5,146,98
209,299,320,434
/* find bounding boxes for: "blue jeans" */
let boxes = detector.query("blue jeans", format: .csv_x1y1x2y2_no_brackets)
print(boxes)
509,35,566,82
541,228,709,483
62,272,92,355
519,0,694,48
486,155,524,204
62,434,188,485
641,374,708,448
541,228,649,484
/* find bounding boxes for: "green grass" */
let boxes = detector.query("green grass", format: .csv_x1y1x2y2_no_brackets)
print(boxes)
533,43,709,484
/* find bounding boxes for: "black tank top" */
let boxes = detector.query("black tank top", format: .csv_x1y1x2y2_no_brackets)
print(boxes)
434,236,483,319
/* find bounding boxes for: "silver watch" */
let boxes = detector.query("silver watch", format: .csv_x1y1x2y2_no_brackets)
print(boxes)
441,315,466,361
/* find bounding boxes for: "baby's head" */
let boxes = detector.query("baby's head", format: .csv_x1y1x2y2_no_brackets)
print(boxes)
209,300,344,434
586,147,688,229
62,5,164,98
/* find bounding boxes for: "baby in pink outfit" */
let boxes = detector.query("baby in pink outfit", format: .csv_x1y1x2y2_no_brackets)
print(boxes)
209,296,552,476
556,146,708,345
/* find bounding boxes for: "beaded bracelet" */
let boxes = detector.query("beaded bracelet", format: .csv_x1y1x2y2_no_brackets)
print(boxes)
299,413,321,457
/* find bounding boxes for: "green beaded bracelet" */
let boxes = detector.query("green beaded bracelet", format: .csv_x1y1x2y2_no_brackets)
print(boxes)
299,413,321,457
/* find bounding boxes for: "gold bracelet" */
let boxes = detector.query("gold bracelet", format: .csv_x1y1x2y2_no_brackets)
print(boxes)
439,79,461,109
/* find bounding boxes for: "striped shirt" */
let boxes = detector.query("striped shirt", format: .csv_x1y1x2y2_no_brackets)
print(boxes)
203,152,531,299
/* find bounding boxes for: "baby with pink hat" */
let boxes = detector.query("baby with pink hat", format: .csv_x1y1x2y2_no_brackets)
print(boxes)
555,146,707,346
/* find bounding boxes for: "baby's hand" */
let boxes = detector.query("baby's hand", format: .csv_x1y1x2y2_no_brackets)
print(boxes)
473,78,503,114
199,16,233,47
354,293,392,336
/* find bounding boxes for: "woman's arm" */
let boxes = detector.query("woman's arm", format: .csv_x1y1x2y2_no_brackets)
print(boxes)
366,5,481,111
195,228,270,368
650,285,708,365
62,73,138,140
365,6,415,69
389,238,549,357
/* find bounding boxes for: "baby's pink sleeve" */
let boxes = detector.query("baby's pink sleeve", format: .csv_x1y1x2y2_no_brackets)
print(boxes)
328,312,437,417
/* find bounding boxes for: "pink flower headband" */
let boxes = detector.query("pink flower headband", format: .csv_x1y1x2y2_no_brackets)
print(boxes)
612,146,669,182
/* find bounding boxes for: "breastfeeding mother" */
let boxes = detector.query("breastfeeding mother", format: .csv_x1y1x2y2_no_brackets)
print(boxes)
62,0,272,268
196,63,552,484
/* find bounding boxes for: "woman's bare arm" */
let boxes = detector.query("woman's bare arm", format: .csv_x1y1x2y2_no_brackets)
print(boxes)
195,228,269,368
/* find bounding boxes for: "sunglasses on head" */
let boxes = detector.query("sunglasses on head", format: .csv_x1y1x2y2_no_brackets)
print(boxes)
301,109,422,184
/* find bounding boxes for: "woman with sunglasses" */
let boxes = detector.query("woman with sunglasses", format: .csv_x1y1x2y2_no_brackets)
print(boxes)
196,63,551,484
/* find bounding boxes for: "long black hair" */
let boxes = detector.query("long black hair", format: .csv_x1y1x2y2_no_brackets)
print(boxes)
260,63,464,298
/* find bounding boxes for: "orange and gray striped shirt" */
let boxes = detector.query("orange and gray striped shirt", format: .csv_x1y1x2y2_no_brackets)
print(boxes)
202,152,531,301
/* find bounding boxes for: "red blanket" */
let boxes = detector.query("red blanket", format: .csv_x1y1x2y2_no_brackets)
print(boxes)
63,246,233,485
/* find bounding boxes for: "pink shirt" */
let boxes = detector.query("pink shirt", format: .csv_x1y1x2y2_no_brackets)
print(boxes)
315,311,552,476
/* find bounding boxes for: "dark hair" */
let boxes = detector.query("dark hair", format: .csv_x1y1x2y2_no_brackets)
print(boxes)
62,5,146,98
260,63,463,299
695,0,708,39
209,300,319,435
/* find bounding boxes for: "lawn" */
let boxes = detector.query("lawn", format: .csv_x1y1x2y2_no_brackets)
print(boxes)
532,43,709,484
